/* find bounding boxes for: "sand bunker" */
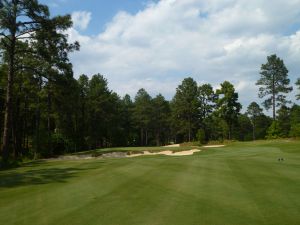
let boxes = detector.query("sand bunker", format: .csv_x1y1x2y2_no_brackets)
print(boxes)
202,145,225,148
163,144,180,147
48,149,202,161
127,149,201,157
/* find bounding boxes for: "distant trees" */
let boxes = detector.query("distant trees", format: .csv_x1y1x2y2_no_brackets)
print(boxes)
256,54,293,120
0,1,299,163
254,54,300,139
246,102,263,140
119,94,135,146
151,94,171,146
133,89,152,146
276,106,291,137
86,74,112,148
172,78,199,142
215,81,241,140
289,105,300,137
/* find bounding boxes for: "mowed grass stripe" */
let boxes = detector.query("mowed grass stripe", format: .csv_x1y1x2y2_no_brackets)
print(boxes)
0,140,299,225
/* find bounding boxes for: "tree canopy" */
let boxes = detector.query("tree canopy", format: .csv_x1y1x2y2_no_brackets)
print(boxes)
256,54,292,120
215,81,241,140
0,1,299,164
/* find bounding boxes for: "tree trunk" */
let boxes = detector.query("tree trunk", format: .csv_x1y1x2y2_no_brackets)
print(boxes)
1,2,17,161
228,123,232,140
145,130,148,146
23,95,28,152
47,87,52,154
1,38,16,161
188,117,191,142
140,128,144,146
272,75,276,120
156,131,160,146
252,123,255,141
35,77,42,158
272,93,276,120
13,96,22,159
35,98,40,159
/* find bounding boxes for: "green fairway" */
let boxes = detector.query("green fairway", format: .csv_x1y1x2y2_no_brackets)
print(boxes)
0,140,299,225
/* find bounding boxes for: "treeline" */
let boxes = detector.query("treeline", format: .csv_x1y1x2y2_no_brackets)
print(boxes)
1,70,300,160
1,1,300,162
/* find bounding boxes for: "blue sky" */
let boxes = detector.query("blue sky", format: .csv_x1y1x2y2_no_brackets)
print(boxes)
40,0,300,111
41,0,157,35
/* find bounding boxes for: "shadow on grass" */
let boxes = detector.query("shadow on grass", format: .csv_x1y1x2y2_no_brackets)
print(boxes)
0,160,105,188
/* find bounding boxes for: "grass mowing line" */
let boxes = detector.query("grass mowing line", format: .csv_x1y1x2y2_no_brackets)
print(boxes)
0,140,299,225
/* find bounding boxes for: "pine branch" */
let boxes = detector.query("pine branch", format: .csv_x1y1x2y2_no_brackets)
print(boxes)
0,32,11,42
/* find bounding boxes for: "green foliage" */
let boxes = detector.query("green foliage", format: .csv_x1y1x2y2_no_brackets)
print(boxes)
266,121,281,139
289,105,300,137
256,54,292,119
151,94,171,146
196,129,206,145
277,106,291,137
255,114,273,139
246,102,264,140
0,0,78,160
198,83,216,121
1,1,299,161
50,132,76,156
204,115,228,141
290,104,300,124
216,81,241,139
133,88,152,146
290,123,300,137
172,77,199,142
246,102,263,119
233,114,253,141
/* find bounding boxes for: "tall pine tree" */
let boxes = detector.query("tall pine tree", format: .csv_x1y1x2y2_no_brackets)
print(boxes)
256,54,292,120
172,77,199,142
0,0,77,161
216,81,241,140
246,102,263,140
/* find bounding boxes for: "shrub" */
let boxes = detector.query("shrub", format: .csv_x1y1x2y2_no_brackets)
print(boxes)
196,129,206,145
50,133,75,156
266,121,281,139
290,123,300,138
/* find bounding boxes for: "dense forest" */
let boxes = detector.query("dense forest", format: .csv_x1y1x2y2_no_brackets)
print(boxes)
0,0,300,163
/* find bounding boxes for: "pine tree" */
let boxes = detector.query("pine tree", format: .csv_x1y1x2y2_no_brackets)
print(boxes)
133,88,152,146
172,77,199,142
216,81,241,140
120,94,135,146
246,102,263,140
198,83,216,123
0,0,78,161
151,94,171,146
277,106,291,137
289,104,300,137
86,74,112,148
256,54,292,120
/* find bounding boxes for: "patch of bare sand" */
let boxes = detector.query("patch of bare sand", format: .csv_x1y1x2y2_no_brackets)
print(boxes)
127,149,201,157
203,145,225,148
163,144,180,147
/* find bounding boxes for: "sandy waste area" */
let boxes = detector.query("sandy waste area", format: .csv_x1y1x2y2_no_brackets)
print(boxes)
127,149,201,157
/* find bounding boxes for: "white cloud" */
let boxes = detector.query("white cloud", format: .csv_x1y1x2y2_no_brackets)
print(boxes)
71,11,92,31
67,0,300,110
